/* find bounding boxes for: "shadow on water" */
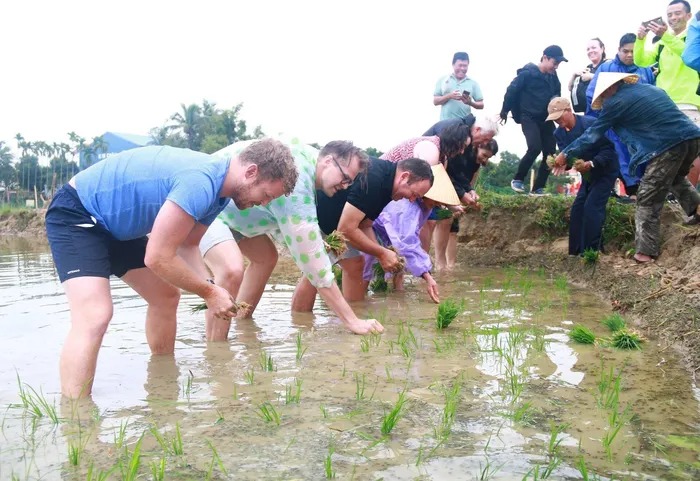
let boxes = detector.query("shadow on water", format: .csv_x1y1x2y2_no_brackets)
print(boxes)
1,247,700,480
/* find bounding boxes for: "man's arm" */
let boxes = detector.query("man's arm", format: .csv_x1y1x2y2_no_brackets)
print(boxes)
562,108,618,161
682,17,700,71
337,203,385,257
145,201,234,316
633,35,658,67
661,29,688,56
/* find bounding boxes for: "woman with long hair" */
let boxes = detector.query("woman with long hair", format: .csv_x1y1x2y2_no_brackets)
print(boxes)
569,37,607,113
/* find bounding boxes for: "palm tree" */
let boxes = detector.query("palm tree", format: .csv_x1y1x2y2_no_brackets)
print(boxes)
170,103,202,151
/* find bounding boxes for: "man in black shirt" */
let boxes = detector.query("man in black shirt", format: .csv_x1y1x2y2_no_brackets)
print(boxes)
292,157,434,309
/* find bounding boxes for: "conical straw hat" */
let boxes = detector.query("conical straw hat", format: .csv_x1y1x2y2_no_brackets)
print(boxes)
591,72,639,110
424,164,460,206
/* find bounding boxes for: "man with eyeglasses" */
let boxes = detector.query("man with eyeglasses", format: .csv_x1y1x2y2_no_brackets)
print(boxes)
198,139,384,340
292,157,434,310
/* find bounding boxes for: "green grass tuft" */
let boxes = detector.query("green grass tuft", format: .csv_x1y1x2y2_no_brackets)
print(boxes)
436,299,460,329
611,329,643,350
569,325,595,344
601,313,626,332
581,248,600,265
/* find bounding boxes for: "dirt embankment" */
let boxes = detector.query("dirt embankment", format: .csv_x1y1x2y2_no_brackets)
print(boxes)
456,196,700,373
3,200,700,371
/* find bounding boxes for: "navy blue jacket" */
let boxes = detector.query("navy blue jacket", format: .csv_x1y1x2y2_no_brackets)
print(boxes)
554,115,618,181
564,83,700,176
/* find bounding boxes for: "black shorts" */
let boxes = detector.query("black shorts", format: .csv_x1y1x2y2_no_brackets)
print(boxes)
450,218,459,233
45,185,148,282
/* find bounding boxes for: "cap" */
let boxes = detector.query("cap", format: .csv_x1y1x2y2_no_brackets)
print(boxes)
545,97,572,121
543,45,568,63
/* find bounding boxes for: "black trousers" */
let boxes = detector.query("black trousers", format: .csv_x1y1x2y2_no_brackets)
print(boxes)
569,170,617,255
514,117,556,191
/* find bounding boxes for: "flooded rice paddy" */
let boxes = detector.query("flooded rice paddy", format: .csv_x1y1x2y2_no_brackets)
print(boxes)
1,237,700,480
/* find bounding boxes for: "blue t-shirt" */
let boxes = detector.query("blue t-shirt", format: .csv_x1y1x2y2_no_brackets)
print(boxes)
74,145,231,240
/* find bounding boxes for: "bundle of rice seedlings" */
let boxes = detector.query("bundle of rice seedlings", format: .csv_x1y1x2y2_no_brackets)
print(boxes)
581,248,600,265
573,159,591,182
370,262,388,293
387,246,406,274
569,325,596,344
435,208,453,220
323,230,348,258
601,313,626,332
332,264,343,288
436,299,460,329
545,154,557,168
190,300,252,316
611,329,643,350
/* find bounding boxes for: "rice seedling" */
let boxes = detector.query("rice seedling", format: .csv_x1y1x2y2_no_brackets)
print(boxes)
530,329,548,353
295,331,308,362
569,325,595,344
369,262,389,293
205,439,228,480
601,313,626,332
190,300,251,316
603,406,632,460
478,458,501,480
324,444,336,479
114,419,129,450
553,275,568,295
380,390,408,436
118,435,144,481
182,369,194,400
320,404,329,419
518,277,534,297
436,298,460,329
433,334,458,353
67,440,82,466
86,462,113,481
244,369,255,385
259,350,276,372
384,365,393,381
434,379,462,441
257,402,281,426
435,207,453,220
610,329,643,350
509,401,534,425
332,264,342,288
354,373,367,401
546,422,569,458
581,248,600,265
14,376,60,424
596,364,622,410
284,378,303,405
150,458,166,481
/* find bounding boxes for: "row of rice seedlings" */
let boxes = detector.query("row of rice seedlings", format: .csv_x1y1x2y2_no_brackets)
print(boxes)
353,373,376,401
433,378,463,442
149,422,184,456
257,402,281,426
360,331,382,353
380,390,408,436
284,378,303,405
569,321,643,350
295,331,308,362
433,333,458,353
436,299,461,329
259,350,276,372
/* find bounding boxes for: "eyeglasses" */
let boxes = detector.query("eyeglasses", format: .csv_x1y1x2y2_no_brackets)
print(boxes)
331,156,353,186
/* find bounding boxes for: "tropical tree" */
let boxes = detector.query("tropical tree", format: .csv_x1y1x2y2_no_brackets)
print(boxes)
0,141,16,202
170,103,203,150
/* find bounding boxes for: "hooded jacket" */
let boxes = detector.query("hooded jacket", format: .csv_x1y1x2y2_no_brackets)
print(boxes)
500,63,561,123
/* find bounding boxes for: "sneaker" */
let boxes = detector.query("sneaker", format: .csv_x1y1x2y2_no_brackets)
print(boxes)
530,188,549,196
615,195,635,204
510,180,526,193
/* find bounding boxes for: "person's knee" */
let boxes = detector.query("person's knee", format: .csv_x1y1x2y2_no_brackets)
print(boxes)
72,301,114,338
216,265,245,292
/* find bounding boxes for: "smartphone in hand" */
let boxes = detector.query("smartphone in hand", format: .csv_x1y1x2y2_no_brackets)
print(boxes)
642,16,664,29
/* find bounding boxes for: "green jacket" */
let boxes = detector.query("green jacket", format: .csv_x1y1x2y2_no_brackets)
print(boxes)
634,29,700,107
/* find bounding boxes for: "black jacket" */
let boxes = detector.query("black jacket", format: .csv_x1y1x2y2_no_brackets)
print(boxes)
500,63,561,123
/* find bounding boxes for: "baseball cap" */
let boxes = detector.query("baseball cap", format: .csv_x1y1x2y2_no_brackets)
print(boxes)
543,45,568,63
545,97,572,121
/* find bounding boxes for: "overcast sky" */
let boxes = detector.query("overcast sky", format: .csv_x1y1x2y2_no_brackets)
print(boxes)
0,0,675,159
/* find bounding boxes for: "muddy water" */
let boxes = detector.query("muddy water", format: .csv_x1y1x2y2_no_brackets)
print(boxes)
1,240,700,480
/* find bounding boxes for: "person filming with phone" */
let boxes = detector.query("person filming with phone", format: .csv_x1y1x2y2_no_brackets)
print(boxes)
433,51,484,120
634,1,700,188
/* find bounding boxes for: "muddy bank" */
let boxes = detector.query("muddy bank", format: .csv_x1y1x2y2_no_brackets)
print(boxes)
0,209,47,240
456,194,700,373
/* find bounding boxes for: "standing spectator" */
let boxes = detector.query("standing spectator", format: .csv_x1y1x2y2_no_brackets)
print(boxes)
499,45,567,195
547,98,619,255
553,73,700,264
635,0,700,189
433,52,484,120
587,33,657,198
569,38,607,113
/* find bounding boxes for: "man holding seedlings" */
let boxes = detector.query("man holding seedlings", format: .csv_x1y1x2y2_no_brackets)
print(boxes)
553,72,700,264
292,157,435,310
546,97,619,255
199,139,384,340
45,140,297,398
362,164,460,303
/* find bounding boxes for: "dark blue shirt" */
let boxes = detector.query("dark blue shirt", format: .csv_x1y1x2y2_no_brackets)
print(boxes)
564,83,700,176
554,115,618,180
